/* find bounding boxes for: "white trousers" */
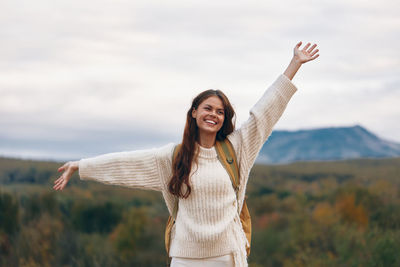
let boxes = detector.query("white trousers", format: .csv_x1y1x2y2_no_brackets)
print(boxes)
171,254,234,267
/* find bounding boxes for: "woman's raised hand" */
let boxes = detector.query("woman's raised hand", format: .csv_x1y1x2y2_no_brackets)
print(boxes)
283,41,320,80
293,41,319,64
53,161,79,191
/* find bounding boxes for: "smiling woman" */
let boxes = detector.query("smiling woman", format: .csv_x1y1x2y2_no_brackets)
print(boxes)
168,89,235,200
192,95,227,143
53,41,319,267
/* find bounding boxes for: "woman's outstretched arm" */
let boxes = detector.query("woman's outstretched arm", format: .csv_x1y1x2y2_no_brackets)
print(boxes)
53,144,175,192
228,41,319,168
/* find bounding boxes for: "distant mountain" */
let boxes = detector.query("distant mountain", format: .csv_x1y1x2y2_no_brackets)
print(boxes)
257,125,400,164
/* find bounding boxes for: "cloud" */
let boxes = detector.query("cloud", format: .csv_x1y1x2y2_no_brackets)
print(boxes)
0,0,399,160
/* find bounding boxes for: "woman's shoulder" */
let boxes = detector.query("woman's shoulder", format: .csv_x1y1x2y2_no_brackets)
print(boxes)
226,131,241,156
154,142,177,162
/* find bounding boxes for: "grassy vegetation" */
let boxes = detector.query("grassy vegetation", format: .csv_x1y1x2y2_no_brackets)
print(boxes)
1,156,399,266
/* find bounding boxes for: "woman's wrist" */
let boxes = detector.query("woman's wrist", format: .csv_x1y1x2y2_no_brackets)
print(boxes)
71,161,79,171
291,56,302,66
283,57,302,80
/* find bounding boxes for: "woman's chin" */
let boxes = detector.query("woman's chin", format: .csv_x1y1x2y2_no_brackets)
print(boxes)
198,126,219,136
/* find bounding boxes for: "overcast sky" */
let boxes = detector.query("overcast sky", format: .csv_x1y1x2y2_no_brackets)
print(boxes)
1,0,399,161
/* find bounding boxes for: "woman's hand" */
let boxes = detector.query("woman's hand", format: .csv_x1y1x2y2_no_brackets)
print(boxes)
293,41,319,64
283,41,319,80
53,161,79,191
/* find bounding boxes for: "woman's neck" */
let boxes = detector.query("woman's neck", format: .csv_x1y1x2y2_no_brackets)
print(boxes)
197,133,216,148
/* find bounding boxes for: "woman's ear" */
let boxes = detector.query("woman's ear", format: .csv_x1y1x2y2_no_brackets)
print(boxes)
191,108,197,119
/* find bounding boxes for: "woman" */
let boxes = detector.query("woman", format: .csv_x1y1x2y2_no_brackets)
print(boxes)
54,41,319,267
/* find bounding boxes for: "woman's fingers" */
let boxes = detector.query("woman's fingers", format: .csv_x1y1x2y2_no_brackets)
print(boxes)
54,178,67,191
53,180,61,190
302,42,311,51
310,49,319,57
307,44,317,53
59,180,66,190
54,183,64,191
58,162,68,172
54,176,62,184
309,47,320,61
54,175,66,185
311,54,320,60
53,176,64,189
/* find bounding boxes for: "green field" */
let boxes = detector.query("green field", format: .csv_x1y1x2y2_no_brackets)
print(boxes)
1,157,400,266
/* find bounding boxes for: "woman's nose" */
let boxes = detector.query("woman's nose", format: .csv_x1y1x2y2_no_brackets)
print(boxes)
209,110,217,117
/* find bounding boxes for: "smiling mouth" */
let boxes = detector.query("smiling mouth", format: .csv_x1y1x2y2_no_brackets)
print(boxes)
205,120,217,125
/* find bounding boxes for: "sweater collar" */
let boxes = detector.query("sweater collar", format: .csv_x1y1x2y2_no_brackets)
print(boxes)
196,143,218,159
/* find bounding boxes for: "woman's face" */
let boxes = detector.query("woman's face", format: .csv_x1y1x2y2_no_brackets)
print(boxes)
192,95,225,137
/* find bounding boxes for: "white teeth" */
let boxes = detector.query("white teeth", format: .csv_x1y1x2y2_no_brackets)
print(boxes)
205,120,217,125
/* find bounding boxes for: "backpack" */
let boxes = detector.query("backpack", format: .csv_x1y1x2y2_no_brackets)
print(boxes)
164,139,252,259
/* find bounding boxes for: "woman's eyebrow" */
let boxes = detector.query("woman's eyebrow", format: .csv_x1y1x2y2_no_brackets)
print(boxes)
204,104,224,110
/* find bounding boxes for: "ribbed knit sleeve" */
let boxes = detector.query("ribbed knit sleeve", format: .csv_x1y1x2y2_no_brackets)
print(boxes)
79,146,172,191
230,74,298,169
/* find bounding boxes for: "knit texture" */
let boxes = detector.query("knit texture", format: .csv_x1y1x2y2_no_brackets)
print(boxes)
79,74,298,267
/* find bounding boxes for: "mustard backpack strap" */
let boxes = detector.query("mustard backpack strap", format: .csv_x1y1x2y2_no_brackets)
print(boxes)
216,138,252,256
215,139,240,193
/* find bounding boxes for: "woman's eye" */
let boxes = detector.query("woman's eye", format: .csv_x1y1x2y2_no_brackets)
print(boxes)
218,111,224,115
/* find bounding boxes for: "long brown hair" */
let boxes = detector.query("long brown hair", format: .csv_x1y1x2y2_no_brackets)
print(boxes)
168,89,235,198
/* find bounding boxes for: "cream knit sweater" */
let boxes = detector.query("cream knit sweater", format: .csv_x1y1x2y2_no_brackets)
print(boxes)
79,74,298,267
